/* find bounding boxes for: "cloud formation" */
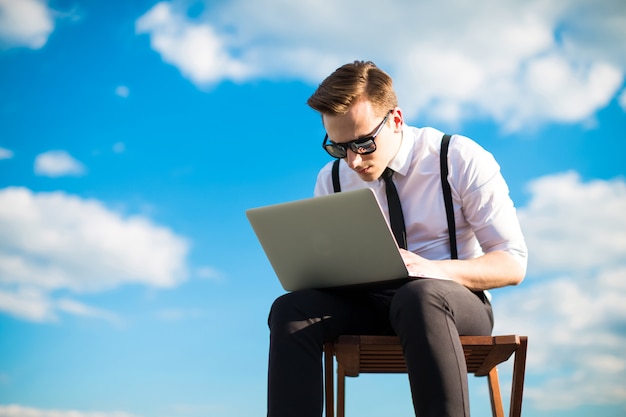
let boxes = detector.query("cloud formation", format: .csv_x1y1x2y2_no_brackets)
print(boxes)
494,172,626,409
0,187,189,322
0,148,13,160
520,172,626,273
135,2,251,86
34,150,86,177
136,0,625,131
0,0,55,49
115,85,130,98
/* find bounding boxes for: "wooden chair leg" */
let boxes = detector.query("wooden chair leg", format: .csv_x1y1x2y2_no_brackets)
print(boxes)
337,363,346,417
509,336,528,417
488,367,505,417
324,343,335,417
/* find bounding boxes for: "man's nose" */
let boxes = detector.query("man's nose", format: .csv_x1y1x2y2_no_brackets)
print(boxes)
345,149,362,169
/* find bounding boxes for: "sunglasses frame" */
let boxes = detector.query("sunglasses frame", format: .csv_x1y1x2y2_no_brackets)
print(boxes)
322,110,392,159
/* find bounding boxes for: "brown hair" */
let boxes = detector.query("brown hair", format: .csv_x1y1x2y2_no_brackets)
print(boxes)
307,60,398,117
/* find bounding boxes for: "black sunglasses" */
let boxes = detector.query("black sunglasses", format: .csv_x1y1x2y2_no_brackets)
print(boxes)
322,111,392,159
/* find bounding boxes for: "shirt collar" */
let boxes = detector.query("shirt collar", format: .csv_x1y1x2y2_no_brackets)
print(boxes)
387,125,414,176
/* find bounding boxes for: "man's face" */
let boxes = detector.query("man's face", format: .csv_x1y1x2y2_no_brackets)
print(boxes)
323,100,403,182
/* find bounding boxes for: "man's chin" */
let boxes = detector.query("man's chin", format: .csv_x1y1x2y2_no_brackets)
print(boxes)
356,171,380,182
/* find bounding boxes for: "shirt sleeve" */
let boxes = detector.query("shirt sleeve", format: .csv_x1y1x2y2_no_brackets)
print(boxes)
449,136,528,271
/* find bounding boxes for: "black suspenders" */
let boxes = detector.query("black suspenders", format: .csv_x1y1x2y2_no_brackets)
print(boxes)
440,134,457,259
332,157,341,193
331,134,458,259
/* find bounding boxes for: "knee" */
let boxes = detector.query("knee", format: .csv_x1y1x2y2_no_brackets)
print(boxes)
389,280,450,325
268,290,319,331
268,290,330,343
268,292,295,330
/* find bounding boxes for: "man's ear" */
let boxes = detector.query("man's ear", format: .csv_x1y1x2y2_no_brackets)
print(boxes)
391,108,404,132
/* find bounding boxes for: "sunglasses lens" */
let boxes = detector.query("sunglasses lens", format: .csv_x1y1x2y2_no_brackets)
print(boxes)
323,138,376,158
353,138,376,154
324,144,347,158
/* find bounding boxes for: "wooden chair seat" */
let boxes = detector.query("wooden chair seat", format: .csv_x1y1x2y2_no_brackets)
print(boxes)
324,334,528,417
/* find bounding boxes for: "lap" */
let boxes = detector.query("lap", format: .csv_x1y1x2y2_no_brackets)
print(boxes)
269,287,396,341
269,279,493,340
391,279,494,336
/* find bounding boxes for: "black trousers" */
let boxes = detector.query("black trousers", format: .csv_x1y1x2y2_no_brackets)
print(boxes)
267,279,494,417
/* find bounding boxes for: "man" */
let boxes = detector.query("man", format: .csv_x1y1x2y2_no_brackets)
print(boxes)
267,61,527,417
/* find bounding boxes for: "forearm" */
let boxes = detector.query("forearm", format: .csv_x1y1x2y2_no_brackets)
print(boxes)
437,250,526,291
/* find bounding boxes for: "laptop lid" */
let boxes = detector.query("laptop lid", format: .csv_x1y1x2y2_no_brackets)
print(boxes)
246,188,412,291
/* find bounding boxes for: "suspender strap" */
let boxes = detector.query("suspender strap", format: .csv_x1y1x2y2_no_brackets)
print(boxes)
332,159,341,193
440,134,458,260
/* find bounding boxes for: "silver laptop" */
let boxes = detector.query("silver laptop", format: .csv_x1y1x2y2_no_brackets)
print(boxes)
246,188,419,291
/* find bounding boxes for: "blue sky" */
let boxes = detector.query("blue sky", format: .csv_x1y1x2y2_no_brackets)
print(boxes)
0,0,625,416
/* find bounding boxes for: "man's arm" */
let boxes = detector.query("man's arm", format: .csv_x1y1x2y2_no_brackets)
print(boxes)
427,135,527,290
400,249,525,291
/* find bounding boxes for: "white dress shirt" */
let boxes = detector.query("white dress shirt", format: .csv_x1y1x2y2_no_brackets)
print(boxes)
314,125,528,271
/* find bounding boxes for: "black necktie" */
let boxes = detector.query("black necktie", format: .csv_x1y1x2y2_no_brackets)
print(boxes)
382,168,407,249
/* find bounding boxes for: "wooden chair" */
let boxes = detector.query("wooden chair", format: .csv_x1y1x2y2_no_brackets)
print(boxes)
323,334,528,417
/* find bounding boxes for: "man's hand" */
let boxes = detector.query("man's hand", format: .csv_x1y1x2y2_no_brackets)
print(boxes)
399,249,452,281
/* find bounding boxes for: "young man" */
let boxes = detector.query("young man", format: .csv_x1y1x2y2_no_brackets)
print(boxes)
267,61,527,417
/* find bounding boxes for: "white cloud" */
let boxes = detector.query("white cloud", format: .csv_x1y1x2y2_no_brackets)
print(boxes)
0,147,14,160
0,0,55,49
489,54,622,131
0,404,140,417
135,2,251,86
34,150,86,178
0,287,53,323
115,85,130,98
518,171,626,273
136,0,626,130
493,172,626,409
56,298,124,326
0,187,190,322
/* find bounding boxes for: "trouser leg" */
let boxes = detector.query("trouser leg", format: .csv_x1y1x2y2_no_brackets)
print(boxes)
389,279,493,417
267,288,393,417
